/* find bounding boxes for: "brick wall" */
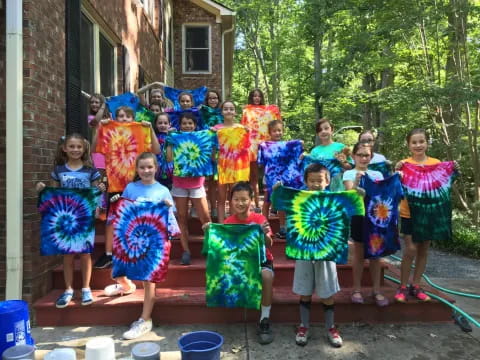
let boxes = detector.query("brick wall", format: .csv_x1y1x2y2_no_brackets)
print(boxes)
86,0,164,86
0,0,166,303
173,0,223,96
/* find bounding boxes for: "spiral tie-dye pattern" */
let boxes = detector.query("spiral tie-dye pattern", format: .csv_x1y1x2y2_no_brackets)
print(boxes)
401,161,457,243
271,186,364,263
38,187,101,255
359,174,403,258
217,126,250,184
111,199,176,283
168,130,217,177
203,224,266,309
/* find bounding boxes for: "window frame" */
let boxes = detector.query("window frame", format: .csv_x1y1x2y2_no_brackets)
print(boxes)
81,8,118,96
182,23,211,74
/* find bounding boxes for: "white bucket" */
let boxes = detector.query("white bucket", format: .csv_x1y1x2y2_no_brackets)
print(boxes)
44,348,76,360
85,337,115,360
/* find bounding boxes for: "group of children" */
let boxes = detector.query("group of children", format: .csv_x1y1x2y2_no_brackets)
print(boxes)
36,85,456,346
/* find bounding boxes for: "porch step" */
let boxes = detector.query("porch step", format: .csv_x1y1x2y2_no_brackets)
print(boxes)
33,281,454,326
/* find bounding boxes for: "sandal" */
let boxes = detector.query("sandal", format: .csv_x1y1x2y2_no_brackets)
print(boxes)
351,291,364,304
373,292,389,307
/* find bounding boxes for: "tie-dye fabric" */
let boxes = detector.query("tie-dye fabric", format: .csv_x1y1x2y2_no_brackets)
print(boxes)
111,198,180,282
164,86,208,110
135,105,156,124
241,105,281,161
96,122,152,192
200,106,223,127
106,92,140,120
38,187,101,255
217,126,251,184
258,140,304,194
165,108,206,131
271,186,364,263
203,223,266,309
359,174,403,258
155,133,174,183
368,161,392,179
401,161,457,243
168,130,217,177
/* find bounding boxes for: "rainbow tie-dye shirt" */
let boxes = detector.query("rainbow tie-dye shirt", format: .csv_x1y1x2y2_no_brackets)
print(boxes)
216,126,251,184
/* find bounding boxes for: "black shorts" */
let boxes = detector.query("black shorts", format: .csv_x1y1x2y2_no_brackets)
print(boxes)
400,217,412,235
350,216,364,242
261,259,274,272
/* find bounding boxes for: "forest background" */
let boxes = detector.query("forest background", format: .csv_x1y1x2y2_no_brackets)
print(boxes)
222,0,480,256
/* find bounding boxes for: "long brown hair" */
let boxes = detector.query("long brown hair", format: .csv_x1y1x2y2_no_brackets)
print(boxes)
54,133,93,168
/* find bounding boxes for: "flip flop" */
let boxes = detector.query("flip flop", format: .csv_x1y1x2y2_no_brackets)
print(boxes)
351,291,364,304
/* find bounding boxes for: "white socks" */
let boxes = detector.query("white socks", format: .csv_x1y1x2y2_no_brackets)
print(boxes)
260,305,271,320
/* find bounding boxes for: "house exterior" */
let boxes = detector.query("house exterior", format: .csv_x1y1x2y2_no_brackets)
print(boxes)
0,0,234,303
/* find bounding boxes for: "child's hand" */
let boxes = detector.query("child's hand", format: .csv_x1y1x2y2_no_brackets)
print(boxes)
354,171,365,186
202,222,211,231
163,199,173,207
261,221,271,235
209,126,218,132
89,118,99,128
299,152,306,160
168,127,176,132
110,194,121,203
100,119,111,125
355,186,366,197
335,152,347,163
272,181,282,190
141,121,152,127
36,182,46,193
97,183,106,192
394,160,405,171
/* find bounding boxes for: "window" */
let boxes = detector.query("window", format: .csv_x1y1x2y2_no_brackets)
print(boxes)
183,25,210,73
78,11,117,138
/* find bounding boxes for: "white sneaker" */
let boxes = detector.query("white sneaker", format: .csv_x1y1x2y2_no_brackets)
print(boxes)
104,282,136,297
123,318,153,340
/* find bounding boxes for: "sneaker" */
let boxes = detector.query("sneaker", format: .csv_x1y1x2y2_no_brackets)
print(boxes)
180,251,191,265
94,253,112,269
55,290,74,308
409,285,431,302
327,326,343,348
394,286,408,303
81,289,94,306
104,282,136,297
122,318,153,340
275,228,287,239
257,318,274,345
295,326,309,346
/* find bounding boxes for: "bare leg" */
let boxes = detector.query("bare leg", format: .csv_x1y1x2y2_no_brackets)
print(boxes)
174,196,190,252
105,224,113,253
412,241,430,285
250,162,259,208
217,184,228,224
278,210,286,228
352,242,364,294
141,281,156,321
207,178,217,216
400,235,416,286
191,197,212,225
116,276,135,292
262,197,270,219
63,255,74,291
369,259,382,294
80,254,92,289
261,269,274,306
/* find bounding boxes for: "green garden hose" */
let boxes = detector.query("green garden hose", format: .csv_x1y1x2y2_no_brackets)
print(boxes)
385,255,480,329
388,254,480,299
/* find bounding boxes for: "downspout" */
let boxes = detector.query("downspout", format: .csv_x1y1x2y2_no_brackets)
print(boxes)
5,0,23,299
221,21,234,99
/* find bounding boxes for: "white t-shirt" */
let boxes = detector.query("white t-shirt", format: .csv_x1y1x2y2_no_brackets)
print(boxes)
343,169,384,182
370,152,387,164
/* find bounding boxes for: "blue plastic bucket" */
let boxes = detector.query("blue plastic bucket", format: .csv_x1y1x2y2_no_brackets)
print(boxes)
178,331,223,360
0,301,34,357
